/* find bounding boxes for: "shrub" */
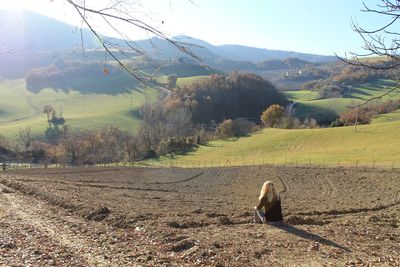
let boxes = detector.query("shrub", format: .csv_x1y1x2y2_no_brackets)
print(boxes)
260,104,286,127
215,118,256,139
339,108,373,125
215,119,235,139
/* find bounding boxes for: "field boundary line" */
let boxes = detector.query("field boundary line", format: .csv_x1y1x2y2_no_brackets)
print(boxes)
146,171,203,185
294,200,400,217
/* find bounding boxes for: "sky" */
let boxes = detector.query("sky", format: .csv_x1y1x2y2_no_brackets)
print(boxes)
0,0,394,56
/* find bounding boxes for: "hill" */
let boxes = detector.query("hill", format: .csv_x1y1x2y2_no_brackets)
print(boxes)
150,118,400,168
135,36,337,64
0,79,156,139
0,10,94,53
143,79,400,167
0,10,336,79
0,75,212,139
285,79,400,124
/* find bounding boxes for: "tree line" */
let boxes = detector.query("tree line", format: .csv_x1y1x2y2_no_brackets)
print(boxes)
163,72,288,123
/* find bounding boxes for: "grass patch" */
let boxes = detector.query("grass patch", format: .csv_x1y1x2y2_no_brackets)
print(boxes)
0,79,158,139
284,90,319,102
152,120,400,168
177,76,209,87
291,79,400,123
372,109,400,123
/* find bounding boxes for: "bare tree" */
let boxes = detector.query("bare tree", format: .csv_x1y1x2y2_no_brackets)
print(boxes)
65,0,201,90
122,131,140,162
0,135,10,149
164,107,192,138
43,104,55,125
138,100,193,156
17,128,33,151
340,1,400,107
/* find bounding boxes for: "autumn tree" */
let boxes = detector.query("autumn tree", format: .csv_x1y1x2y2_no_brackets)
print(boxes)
164,72,287,124
260,104,286,128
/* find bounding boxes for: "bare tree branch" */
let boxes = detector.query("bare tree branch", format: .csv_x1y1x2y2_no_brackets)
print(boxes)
338,1,400,108
65,0,204,92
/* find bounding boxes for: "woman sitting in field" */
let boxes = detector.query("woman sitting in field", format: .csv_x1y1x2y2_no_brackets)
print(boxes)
254,181,283,225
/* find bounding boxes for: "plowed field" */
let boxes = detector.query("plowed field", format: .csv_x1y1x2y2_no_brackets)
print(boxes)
1,166,399,266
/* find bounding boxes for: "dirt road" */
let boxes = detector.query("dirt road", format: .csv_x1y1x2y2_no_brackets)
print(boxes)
1,166,399,266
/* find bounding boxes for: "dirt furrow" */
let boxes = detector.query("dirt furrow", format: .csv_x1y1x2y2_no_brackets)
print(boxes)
0,186,141,267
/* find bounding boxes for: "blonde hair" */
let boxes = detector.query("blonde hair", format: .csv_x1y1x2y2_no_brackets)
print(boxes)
259,181,277,202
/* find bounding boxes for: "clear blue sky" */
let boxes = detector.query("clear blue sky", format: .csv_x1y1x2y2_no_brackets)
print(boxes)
0,0,393,56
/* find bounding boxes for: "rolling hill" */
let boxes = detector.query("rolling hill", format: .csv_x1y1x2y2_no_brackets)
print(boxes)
143,79,400,167
135,36,337,63
284,79,400,124
0,10,336,79
0,79,155,139
149,116,400,168
0,75,211,139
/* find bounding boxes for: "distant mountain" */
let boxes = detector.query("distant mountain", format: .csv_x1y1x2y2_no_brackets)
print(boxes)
0,10,98,78
0,10,337,80
0,10,335,62
214,44,335,63
134,36,337,64
0,10,94,53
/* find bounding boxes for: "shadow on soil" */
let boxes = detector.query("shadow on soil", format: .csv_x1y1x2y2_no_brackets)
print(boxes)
275,224,351,252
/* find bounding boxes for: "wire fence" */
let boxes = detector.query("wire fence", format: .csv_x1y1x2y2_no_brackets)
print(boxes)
0,162,35,171
1,157,400,171
142,157,400,171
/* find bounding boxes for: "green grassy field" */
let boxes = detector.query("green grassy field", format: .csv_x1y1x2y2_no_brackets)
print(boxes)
177,76,209,87
286,80,400,123
0,76,208,139
372,109,400,123
146,80,400,168
149,119,400,168
283,90,319,102
156,75,209,87
0,79,159,139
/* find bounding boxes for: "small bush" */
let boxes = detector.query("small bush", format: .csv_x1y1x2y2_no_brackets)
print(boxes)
260,104,286,128
215,118,256,139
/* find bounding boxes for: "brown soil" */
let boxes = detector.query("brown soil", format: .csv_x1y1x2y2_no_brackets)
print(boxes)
1,165,399,266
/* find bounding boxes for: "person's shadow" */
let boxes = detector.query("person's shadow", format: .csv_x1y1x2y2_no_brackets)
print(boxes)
274,223,352,252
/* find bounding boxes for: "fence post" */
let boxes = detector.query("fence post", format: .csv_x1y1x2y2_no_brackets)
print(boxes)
309,157,311,167
392,160,395,171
